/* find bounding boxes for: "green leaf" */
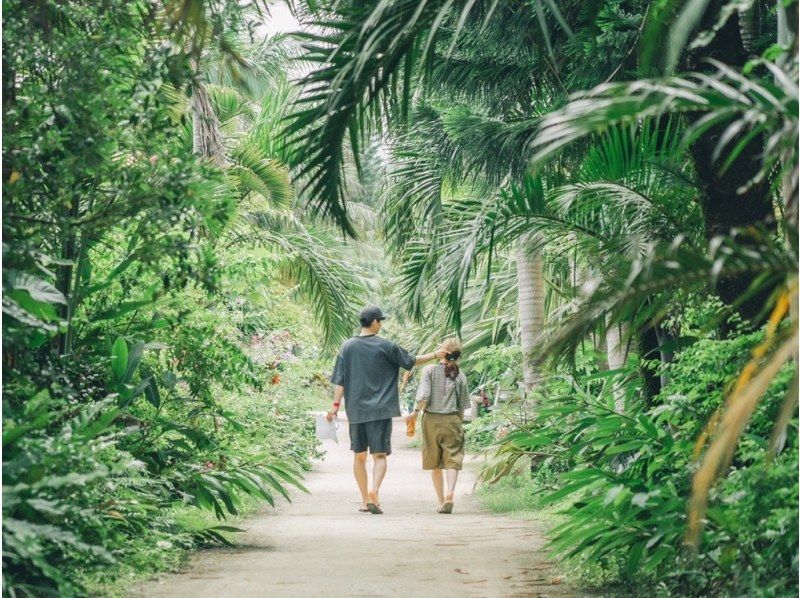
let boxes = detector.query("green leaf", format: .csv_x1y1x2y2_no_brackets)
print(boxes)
123,341,145,384
111,337,128,382
604,484,626,506
7,271,67,304
606,440,644,455
144,378,161,409
626,541,646,574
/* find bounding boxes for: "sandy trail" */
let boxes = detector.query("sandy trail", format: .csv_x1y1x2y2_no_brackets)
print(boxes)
131,416,574,597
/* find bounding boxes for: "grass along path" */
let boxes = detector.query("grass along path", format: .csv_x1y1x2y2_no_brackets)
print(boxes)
131,416,574,597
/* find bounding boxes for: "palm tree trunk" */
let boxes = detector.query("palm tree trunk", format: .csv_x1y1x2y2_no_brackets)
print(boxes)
605,317,629,412
191,80,225,161
594,330,609,371
605,320,628,371
576,262,610,372
516,234,545,396
737,1,761,56
190,72,224,437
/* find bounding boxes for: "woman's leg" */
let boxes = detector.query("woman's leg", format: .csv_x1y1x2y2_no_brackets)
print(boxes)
445,469,459,501
443,415,463,504
431,469,445,504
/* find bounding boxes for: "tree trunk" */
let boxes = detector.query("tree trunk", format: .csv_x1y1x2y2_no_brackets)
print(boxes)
605,320,628,371
516,234,545,396
574,260,610,372
637,325,663,403
654,323,675,388
191,80,225,161
737,1,761,56
778,0,799,233
605,317,629,412
688,4,777,324
594,326,609,372
56,193,80,356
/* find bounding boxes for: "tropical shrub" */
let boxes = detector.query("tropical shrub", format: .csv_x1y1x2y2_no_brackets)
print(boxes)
3,390,140,595
486,328,797,595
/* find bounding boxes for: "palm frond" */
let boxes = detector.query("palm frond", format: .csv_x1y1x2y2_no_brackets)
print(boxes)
539,230,798,365
391,120,702,334
229,141,294,208
206,84,255,126
439,107,541,186
531,59,799,214
231,210,368,352
206,34,296,101
285,0,518,235
163,0,270,61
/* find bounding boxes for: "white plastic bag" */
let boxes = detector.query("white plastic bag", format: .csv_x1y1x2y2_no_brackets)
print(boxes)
315,413,339,443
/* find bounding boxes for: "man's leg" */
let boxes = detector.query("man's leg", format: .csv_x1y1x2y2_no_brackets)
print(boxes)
431,469,445,504
370,453,387,503
353,451,369,507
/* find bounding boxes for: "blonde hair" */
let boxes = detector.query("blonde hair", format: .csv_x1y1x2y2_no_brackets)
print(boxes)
440,338,463,379
441,337,462,353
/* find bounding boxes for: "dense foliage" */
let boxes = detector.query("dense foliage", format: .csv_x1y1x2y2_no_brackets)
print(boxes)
2,2,355,595
3,0,798,596
473,330,797,595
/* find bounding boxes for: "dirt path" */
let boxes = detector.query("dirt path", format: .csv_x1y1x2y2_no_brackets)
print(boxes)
131,417,573,597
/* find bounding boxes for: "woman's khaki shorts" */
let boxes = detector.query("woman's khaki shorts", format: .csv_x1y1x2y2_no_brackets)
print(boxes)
421,412,465,470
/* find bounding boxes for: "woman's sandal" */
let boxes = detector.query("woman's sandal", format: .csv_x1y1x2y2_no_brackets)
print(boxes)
438,495,454,514
366,491,383,514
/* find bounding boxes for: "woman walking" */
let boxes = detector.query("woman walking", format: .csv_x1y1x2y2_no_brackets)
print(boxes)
406,338,470,513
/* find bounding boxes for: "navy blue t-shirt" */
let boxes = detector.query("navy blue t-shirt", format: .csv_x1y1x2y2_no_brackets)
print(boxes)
330,335,416,424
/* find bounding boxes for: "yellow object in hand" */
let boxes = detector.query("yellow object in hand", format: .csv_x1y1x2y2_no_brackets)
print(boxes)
406,415,416,437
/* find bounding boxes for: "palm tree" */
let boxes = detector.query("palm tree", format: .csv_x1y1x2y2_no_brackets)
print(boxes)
191,80,226,160
527,52,798,540
386,116,701,395
184,32,368,350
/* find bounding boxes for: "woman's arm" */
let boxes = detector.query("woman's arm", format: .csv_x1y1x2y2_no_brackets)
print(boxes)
457,375,470,416
411,366,432,414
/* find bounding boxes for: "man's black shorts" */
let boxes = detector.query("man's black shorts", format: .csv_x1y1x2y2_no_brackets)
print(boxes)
349,418,392,455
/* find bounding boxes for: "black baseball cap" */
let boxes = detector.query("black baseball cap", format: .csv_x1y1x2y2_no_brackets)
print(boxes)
359,305,388,323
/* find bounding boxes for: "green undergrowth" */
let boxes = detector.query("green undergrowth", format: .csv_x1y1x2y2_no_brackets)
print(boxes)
474,329,798,597
77,347,329,595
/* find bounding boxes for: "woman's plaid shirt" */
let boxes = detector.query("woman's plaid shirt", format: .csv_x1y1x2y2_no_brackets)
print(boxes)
414,364,469,414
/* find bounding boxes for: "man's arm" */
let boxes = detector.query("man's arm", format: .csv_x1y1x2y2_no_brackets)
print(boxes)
414,348,446,366
327,384,344,422
391,341,446,370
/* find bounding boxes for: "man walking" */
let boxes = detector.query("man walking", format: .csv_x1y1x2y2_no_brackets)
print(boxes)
327,305,446,514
